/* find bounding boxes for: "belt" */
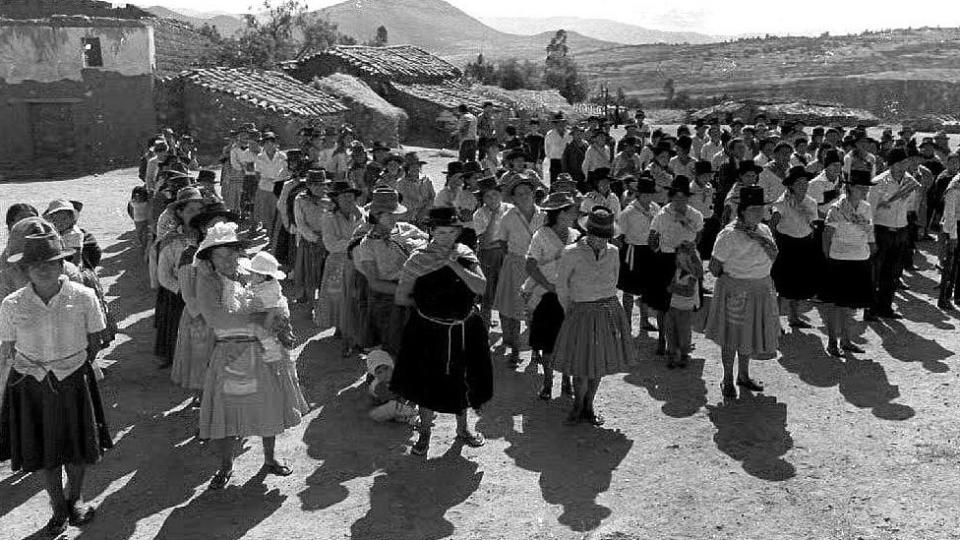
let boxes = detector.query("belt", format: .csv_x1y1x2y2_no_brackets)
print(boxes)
416,308,474,375
216,336,259,344
875,224,906,232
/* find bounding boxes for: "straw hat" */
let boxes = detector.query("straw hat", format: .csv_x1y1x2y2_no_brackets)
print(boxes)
195,221,247,261
239,251,286,280
8,232,74,265
42,199,77,218
579,206,617,239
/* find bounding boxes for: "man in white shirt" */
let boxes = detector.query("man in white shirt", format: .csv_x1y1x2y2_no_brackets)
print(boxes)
699,124,724,166
867,148,919,319
692,122,709,160
456,104,479,162
544,113,571,182
253,132,288,239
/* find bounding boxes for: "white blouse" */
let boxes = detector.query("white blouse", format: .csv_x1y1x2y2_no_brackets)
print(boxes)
712,223,776,279
619,201,660,245
771,193,818,238
825,197,875,261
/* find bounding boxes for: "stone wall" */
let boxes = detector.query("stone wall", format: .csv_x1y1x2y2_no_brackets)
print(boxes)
312,73,407,147
379,86,452,148
151,19,216,77
0,0,150,19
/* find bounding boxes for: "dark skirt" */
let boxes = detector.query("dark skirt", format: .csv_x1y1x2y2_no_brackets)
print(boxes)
154,287,185,362
273,227,297,267
699,216,722,260
391,310,493,414
646,251,677,313
367,290,410,357
529,292,565,354
771,232,820,300
0,363,113,472
819,258,874,309
617,244,655,296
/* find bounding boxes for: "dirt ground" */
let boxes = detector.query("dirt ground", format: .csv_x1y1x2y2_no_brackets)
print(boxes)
1,145,959,540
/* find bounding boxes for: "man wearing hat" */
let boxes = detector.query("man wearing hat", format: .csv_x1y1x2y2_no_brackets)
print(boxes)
226,127,259,214
758,142,793,207
523,118,547,175
396,152,436,226
866,148,920,319
612,137,643,181
456,104,479,162
844,134,878,179
544,112,571,182
252,131,287,241
561,124,589,186
290,170,330,304
581,129,612,182
363,141,392,198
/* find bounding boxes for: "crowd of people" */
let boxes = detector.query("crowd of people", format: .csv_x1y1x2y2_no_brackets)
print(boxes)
2,107,959,535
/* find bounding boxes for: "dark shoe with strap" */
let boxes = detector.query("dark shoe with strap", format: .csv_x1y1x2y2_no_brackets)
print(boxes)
736,377,764,392
262,461,293,476
208,468,233,490
841,342,865,354
788,320,813,329
455,430,485,448
44,512,69,537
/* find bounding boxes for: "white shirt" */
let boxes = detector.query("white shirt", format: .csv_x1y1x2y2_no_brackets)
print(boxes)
868,170,920,229
544,129,571,160
582,145,612,177
556,240,620,307
458,113,478,142
807,171,841,214
700,141,724,164
473,202,513,247
650,204,704,253
771,193,818,238
941,177,960,240
825,196,875,261
712,223,775,279
524,226,581,291
618,201,659,245
668,155,697,179
254,150,288,191
758,166,788,206
497,206,545,256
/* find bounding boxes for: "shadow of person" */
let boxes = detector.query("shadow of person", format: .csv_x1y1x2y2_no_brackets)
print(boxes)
475,355,546,441
153,470,286,540
874,319,953,373
297,382,413,512
501,403,633,533
838,356,917,421
706,392,795,481
623,350,708,418
0,470,42,520
349,445,484,540
776,330,844,388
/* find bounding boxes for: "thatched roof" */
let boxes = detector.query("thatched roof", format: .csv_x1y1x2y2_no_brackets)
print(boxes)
390,81,507,110
285,45,461,84
168,67,347,117
689,99,878,127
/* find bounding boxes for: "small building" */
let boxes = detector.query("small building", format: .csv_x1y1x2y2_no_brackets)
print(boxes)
312,73,408,147
158,67,348,156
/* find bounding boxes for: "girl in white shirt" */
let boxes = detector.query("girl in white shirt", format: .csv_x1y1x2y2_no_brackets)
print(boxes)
616,176,659,333
937,158,960,310
770,166,821,328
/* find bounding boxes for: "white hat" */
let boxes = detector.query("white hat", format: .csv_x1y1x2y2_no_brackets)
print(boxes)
239,251,286,280
194,221,245,265
365,348,394,376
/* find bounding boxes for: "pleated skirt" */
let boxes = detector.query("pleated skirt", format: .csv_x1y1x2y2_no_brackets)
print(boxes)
170,311,216,390
315,252,347,330
341,264,373,349
819,257,874,309
154,287,185,362
295,239,327,300
552,296,638,378
704,275,780,358
771,232,820,300
199,339,308,440
0,363,113,472
493,253,528,320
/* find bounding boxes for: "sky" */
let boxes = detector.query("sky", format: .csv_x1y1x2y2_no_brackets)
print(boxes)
146,0,960,37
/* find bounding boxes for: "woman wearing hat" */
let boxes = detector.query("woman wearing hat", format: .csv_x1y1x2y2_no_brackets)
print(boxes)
155,188,207,368
316,181,365,337
392,207,492,456
553,207,636,425
0,218,85,301
647,142,676,205
770,166,821,328
434,161,479,247
226,129,258,212
705,185,780,398
329,129,356,181
580,169,621,216
396,152,436,226
617,176,660,333
1,232,112,535
722,161,764,225
808,149,844,218
581,130,612,182
939,161,960,310
5,203,38,231
524,191,580,400
649,176,705,355
293,171,331,306
820,171,877,355
356,188,429,356
171,203,239,398
376,153,405,189
193,222,308,489
494,175,545,367
471,177,511,326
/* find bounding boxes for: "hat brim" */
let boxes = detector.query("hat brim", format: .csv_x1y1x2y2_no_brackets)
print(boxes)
577,215,619,238
167,196,205,211
365,202,408,215
190,209,240,230
540,200,575,211
8,247,75,265
238,258,286,280
195,240,247,260
331,188,363,197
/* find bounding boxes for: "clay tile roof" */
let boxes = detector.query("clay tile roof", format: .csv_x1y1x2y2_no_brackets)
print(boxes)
390,82,504,109
292,45,462,82
171,67,347,117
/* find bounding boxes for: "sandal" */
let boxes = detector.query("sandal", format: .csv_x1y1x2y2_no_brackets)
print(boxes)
67,501,96,527
841,343,865,354
455,431,486,448
411,431,431,456
538,383,553,401
736,377,764,392
208,468,233,490
263,462,293,476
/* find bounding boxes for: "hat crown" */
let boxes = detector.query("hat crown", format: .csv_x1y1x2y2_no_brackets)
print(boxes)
739,185,766,208
176,187,202,202
584,207,616,238
847,169,874,185
427,206,462,227
12,232,70,265
43,198,76,217
445,161,465,175
369,188,401,209
196,221,241,257
306,169,329,182
248,251,281,275
540,191,575,210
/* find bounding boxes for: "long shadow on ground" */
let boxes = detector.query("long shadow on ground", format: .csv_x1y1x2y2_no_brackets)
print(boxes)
706,392,796,481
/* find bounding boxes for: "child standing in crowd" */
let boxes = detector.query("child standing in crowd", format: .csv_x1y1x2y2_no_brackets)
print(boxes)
472,177,510,326
128,186,152,261
664,242,703,368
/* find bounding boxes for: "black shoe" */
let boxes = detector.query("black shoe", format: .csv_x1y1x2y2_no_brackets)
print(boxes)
736,377,764,392
538,382,553,401
581,409,605,426
560,378,574,397
826,343,842,357
67,501,96,527
44,512,69,536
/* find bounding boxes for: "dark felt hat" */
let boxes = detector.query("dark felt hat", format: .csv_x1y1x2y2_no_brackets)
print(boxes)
445,161,465,176
822,150,843,167
404,152,427,165
886,148,908,165
462,160,483,176
783,165,813,186
366,188,407,215
473,176,500,195
306,169,330,183
635,176,657,194
694,160,713,175
582,206,616,239
504,149,531,162
587,167,612,185
384,152,405,165
196,169,217,184
370,141,391,153
847,170,877,186
738,160,763,176
738,185,766,209
426,206,463,228
8,232,74,265
328,180,362,197
505,173,540,195
189,202,239,231
668,176,693,197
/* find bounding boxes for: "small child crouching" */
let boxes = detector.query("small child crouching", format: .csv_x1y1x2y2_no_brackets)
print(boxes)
365,349,418,425
665,242,704,369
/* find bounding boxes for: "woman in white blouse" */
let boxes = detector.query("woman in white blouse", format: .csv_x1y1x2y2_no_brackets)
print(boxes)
617,175,659,332
316,181,365,343
524,191,580,400
770,166,821,328
938,156,960,310
820,171,877,356
706,186,780,399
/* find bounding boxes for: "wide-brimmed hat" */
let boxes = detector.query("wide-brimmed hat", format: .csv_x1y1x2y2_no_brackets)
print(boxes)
539,191,576,211
462,161,483,176
261,131,278,142
653,141,675,157
580,206,617,239
636,176,657,194
846,170,877,187
327,180,362,197
4,217,57,260
822,150,843,167
384,152,404,165
550,177,579,195
189,202,239,231
504,149,531,163
445,161,465,176
919,137,937,150
783,165,813,186
370,141,391,153
167,187,204,211
426,206,463,228
738,160,763,176
196,169,217,184
667,176,693,197
738,186,766,210
8,232,74,265
239,251,286,280
505,173,540,196
366,188,407,215
195,221,247,261
473,176,501,195
42,199,78,218
887,148,908,165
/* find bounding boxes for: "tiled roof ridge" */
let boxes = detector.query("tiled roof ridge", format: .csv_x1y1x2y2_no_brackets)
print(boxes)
291,43,461,80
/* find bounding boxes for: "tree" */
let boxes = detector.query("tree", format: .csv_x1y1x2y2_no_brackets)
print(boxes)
542,29,588,104
463,55,541,90
463,53,496,85
365,25,388,47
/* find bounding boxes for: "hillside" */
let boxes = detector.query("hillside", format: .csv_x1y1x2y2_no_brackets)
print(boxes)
480,16,719,45
146,6,244,36
313,0,621,64
575,27,960,116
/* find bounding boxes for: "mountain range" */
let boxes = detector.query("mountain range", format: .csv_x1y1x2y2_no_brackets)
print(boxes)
480,16,719,45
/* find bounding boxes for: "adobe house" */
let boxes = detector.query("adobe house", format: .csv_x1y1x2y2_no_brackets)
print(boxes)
283,44,505,147
157,67,348,157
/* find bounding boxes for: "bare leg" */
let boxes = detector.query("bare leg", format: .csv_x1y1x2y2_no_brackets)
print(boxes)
720,346,736,386
736,352,753,381
262,436,277,465
656,311,667,353
218,437,235,473
622,293,634,332
539,352,554,398
839,308,853,347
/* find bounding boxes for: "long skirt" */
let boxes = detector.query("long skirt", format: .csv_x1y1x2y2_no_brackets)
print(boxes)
704,275,780,358
199,338,308,440
646,251,677,313
315,252,347,330
699,216,723,260
80,268,116,347
493,253,529,320
295,239,327,301
391,310,493,414
478,246,504,315
367,290,409,357
273,227,297,267
154,287,185,362
617,244,655,297
171,311,216,390
342,264,373,349
0,363,113,472
221,167,243,213
254,190,278,236
529,292,565,354
552,296,638,378
819,258,874,309
771,232,820,300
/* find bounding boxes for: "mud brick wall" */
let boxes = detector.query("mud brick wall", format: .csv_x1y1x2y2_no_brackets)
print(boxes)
152,19,217,77
380,86,451,148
